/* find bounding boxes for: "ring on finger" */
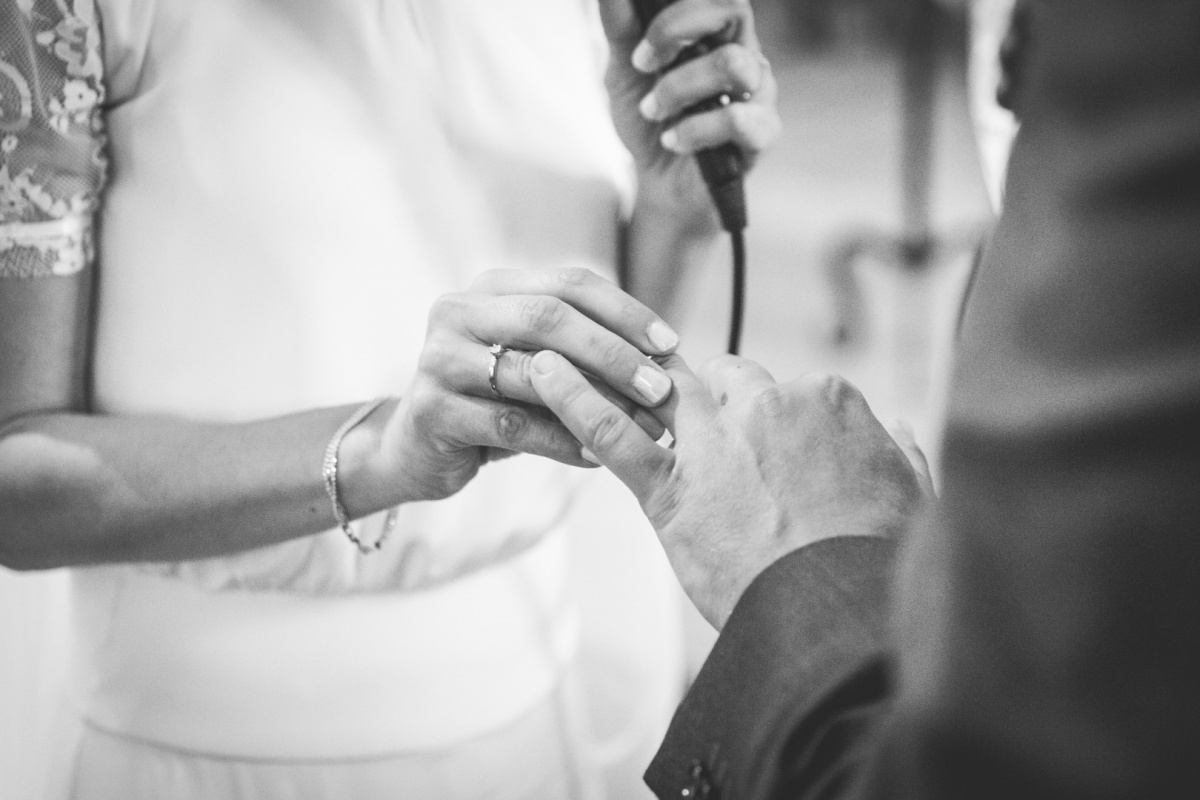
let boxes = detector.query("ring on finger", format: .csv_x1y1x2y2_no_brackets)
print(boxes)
487,343,509,399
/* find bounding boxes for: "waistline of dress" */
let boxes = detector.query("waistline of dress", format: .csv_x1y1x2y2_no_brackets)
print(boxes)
67,532,578,760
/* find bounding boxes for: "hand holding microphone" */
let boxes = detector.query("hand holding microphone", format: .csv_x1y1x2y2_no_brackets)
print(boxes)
597,0,780,353
597,0,780,232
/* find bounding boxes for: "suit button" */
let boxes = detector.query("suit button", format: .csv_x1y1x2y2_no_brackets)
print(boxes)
682,759,717,799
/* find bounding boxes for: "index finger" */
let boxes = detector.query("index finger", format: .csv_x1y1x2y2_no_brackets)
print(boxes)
470,268,680,357
633,0,759,74
528,350,673,503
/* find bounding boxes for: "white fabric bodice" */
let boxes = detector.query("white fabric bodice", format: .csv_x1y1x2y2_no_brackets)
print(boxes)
49,0,641,759
88,0,633,594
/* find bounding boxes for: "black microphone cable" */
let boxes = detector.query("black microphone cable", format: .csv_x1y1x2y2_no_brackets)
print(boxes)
631,0,749,355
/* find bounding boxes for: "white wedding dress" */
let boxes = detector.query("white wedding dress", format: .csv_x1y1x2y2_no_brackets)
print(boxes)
0,1,683,797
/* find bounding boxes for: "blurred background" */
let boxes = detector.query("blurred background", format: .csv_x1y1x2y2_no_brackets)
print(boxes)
678,0,991,452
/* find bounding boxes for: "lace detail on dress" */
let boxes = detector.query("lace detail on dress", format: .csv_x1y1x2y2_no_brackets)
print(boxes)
0,0,107,277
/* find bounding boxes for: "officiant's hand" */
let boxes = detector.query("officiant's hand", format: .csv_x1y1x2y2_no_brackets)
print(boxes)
598,0,781,222
529,351,927,630
362,269,675,505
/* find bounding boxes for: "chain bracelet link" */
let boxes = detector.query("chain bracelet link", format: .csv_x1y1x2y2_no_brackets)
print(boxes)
321,397,398,554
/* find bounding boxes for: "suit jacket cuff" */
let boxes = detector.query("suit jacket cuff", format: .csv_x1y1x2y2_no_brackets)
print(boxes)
645,535,897,799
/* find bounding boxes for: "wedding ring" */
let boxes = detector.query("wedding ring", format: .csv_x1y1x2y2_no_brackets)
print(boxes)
487,343,508,399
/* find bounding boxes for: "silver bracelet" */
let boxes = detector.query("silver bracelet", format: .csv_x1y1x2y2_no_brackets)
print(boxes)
322,397,398,554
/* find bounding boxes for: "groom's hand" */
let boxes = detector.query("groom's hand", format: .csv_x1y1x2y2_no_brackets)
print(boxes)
530,350,926,629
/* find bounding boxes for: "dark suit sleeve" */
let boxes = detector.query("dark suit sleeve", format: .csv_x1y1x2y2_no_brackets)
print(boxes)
645,536,897,800
649,2,1200,798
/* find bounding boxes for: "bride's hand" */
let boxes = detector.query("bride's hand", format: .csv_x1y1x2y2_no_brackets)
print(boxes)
598,0,781,217
365,268,678,504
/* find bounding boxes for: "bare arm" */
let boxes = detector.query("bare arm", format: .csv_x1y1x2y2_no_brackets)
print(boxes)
1,0,679,572
0,273,381,569
0,1,365,568
0,266,679,570
0,257,398,568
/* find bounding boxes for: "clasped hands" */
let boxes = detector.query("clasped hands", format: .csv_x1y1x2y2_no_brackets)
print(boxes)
368,0,780,506
360,0,922,625
530,349,930,631
371,263,925,631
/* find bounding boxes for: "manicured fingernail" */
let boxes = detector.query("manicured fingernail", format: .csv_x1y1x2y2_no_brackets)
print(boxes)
647,320,679,352
632,364,672,404
660,128,682,152
580,447,601,465
632,40,655,72
639,92,660,121
531,350,559,375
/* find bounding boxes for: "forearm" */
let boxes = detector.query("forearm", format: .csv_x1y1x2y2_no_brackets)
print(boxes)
623,176,721,320
0,399,400,570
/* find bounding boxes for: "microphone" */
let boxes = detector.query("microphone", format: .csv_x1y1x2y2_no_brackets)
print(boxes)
630,0,748,234
630,0,750,354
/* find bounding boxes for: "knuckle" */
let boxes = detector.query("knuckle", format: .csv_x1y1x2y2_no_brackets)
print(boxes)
406,382,442,425
672,114,704,147
728,47,759,89
468,270,496,292
596,338,630,373
507,349,535,388
493,405,530,447
427,293,462,325
556,374,593,409
726,100,752,131
557,267,599,290
586,406,633,452
826,374,861,408
658,74,684,108
518,296,567,336
806,371,839,397
714,45,745,80
643,474,684,530
749,384,790,419
718,0,752,27
806,372,860,411
415,338,451,376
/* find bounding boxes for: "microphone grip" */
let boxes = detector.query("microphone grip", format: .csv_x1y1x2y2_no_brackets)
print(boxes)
630,0,748,232
698,145,746,233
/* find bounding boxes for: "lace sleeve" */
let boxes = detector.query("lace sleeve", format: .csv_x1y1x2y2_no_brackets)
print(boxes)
0,0,107,278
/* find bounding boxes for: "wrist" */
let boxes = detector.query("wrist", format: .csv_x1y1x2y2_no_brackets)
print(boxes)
633,171,722,240
334,396,404,518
